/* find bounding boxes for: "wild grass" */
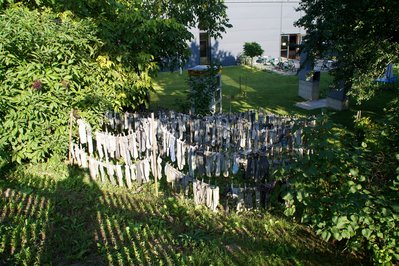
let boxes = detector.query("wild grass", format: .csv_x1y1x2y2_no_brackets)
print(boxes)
0,159,362,265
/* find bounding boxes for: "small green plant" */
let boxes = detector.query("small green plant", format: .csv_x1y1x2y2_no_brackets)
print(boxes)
243,42,264,67
187,64,220,115
236,53,251,66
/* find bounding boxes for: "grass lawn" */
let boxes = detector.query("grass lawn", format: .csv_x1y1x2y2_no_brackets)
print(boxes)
0,160,363,265
151,65,398,129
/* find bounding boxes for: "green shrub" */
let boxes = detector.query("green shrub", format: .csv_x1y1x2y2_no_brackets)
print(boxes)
0,6,152,163
279,106,399,264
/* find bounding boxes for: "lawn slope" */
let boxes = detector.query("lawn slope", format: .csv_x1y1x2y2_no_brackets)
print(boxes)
0,161,362,265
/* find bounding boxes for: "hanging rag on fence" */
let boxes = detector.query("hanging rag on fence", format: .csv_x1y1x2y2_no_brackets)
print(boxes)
193,179,219,212
71,110,314,212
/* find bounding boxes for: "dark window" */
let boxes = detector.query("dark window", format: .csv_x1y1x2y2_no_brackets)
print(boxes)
200,32,211,65
280,35,289,58
281,34,300,59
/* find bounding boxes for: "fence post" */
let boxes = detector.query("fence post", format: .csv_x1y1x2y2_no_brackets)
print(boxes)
151,112,158,197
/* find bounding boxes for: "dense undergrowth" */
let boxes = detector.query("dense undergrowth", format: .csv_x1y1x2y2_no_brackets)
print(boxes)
277,99,399,264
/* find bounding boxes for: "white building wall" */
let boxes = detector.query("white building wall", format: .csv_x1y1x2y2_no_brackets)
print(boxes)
189,0,303,66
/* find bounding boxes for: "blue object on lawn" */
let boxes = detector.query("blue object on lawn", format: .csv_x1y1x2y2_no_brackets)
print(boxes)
376,63,397,83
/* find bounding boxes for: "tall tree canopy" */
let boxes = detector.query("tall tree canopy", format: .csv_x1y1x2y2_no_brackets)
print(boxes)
296,0,399,102
1,0,231,71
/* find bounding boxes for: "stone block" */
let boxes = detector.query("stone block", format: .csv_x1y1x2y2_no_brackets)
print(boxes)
298,80,320,100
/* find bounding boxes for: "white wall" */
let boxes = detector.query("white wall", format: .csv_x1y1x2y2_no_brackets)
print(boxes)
189,0,303,66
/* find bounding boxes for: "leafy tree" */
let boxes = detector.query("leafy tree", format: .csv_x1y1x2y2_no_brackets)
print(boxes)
1,0,232,72
0,1,231,163
243,42,264,67
295,0,399,101
0,0,231,107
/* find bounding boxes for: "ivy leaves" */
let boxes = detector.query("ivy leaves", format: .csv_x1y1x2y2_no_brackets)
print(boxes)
187,66,220,116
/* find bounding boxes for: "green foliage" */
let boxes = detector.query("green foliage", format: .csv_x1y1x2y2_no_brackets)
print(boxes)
243,42,264,67
187,65,221,116
0,1,232,163
354,98,399,183
279,103,399,264
236,53,251,66
78,0,230,70
140,0,232,39
0,6,149,162
3,0,231,71
293,2,399,261
296,0,399,102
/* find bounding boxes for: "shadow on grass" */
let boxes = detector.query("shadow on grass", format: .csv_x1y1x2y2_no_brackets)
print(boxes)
39,166,105,265
0,163,365,265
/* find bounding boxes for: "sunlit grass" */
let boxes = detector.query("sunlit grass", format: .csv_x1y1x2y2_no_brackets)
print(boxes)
0,160,364,265
151,66,397,130
151,66,331,116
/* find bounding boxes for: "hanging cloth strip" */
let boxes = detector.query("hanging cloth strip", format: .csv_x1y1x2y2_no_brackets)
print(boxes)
125,164,132,189
164,163,185,183
88,156,98,180
86,123,93,155
106,162,117,186
77,119,87,144
193,179,219,212
95,132,105,159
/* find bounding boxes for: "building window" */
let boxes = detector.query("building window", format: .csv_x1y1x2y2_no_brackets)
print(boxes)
199,32,211,65
281,34,301,59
